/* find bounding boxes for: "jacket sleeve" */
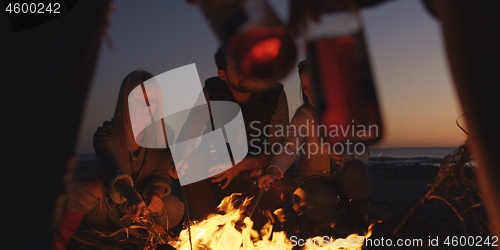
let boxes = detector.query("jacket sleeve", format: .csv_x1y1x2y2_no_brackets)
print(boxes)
93,122,133,204
142,149,173,198
175,88,211,160
268,106,310,178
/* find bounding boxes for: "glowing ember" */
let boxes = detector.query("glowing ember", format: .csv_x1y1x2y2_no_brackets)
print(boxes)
170,194,372,250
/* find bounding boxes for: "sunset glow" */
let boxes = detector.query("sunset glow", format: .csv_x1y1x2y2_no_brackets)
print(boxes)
76,0,466,153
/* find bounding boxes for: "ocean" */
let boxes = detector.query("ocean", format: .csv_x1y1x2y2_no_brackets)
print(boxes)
78,147,462,167
368,147,460,167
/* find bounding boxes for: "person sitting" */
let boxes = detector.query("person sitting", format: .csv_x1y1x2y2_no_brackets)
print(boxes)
171,47,294,221
52,70,184,250
258,59,371,234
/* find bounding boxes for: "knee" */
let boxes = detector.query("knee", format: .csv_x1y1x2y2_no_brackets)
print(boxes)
269,173,295,200
294,180,338,220
80,178,105,201
342,160,370,183
161,195,185,228
66,178,104,214
343,160,368,176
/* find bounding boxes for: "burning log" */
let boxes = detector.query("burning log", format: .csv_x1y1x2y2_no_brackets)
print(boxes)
69,191,372,249
72,208,175,250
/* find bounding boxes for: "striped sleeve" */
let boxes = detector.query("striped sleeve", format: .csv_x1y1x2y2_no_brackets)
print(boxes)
269,105,312,177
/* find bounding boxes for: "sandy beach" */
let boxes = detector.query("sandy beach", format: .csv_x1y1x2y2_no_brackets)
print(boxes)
367,163,488,249
73,160,490,249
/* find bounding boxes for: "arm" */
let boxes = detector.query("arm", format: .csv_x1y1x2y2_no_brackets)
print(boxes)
145,149,173,213
175,88,211,158
93,122,144,218
172,88,211,176
239,90,290,171
270,106,310,174
143,149,173,197
114,179,145,219
211,91,290,188
93,122,135,204
259,106,311,190
211,153,274,189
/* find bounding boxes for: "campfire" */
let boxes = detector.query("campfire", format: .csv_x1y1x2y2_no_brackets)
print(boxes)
170,194,372,250
71,193,372,250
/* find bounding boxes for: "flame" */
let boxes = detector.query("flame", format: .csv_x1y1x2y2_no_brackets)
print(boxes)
170,194,372,250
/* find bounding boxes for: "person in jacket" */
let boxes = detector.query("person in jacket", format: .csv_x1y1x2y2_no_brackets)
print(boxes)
171,47,293,221
52,70,184,250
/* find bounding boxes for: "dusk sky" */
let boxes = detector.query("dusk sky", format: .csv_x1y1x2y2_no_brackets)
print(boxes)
76,0,467,154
